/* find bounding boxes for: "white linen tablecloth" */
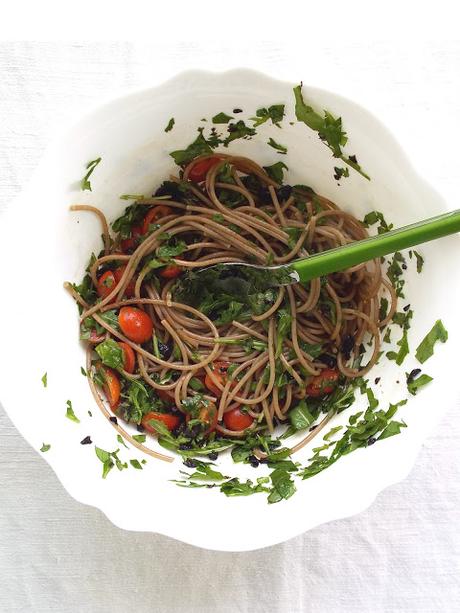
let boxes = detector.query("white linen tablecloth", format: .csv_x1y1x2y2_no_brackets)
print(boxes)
1,41,459,613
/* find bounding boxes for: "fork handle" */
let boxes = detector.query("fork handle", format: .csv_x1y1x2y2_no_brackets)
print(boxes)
291,209,460,283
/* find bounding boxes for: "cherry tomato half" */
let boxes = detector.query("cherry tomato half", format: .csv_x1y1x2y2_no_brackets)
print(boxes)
141,206,172,236
223,407,254,431
96,270,116,299
120,224,142,253
118,306,153,344
159,264,182,279
204,361,234,397
97,365,121,410
306,369,339,397
142,411,180,433
118,342,136,373
113,265,136,297
188,157,222,183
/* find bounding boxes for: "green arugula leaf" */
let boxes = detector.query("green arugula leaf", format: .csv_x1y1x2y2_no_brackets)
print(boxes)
333,167,349,181
212,112,233,124
386,329,410,365
415,320,448,364
95,339,125,370
164,117,175,132
132,434,147,443
117,434,129,449
220,477,270,497
362,211,394,234
129,459,143,470
267,137,287,154
81,157,102,191
41,372,47,388
267,468,296,503
263,161,288,183
293,85,370,180
387,252,406,298
170,132,214,165
289,399,315,431
406,371,433,395
413,250,424,273
65,400,80,424
80,367,87,377
40,443,51,453
156,240,187,259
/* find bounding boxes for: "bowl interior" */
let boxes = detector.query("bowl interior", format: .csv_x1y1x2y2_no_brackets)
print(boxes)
1,70,458,551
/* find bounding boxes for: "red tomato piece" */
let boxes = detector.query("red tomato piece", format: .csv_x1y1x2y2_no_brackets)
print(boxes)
120,224,142,253
188,157,222,183
97,365,121,409
159,264,182,279
113,265,136,297
141,206,172,235
204,361,234,397
223,407,254,431
142,411,180,433
96,270,116,299
118,307,153,344
118,342,136,373
306,369,339,397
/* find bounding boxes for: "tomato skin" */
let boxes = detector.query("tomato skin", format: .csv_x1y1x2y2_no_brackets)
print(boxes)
118,307,153,343
118,342,136,373
306,369,339,397
97,366,121,409
141,206,172,235
120,224,142,253
160,264,182,279
223,407,254,431
188,157,222,182
142,411,180,433
204,361,232,397
113,265,136,297
97,271,116,299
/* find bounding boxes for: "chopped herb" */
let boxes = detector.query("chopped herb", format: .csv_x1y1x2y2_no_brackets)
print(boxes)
117,434,129,449
413,250,424,273
95,338,124,370
289,400,315,431
119,194,145,200
387,252,406,298
129,459,143,470
40,443,51,453
333,167,349,181
224,120,256,146
65,400,80,424
267,137,287,154
379,298,389,321
250,104,285,127
267,468,296,503
81,157,102,191
164,117,175,132
263,161,288,183
212,112,233,124
41,372,47,388
220,477,270,497
386,329,410,365
362,211,394,234
80,367,87,377
406,371,433,395
415,320,448,364
132,434,146,443
293,85,370,180
170,133,214,165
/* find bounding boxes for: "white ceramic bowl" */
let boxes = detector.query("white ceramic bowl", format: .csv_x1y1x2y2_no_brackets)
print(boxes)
1,69,459,551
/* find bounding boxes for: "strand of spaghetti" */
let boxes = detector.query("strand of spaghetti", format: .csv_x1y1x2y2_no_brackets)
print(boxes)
70,205,111,254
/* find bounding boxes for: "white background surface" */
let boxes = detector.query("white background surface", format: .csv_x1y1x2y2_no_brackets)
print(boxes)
1,40,459,612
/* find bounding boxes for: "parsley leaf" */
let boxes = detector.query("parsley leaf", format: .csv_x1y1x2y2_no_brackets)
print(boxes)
250,104,285,127
65,400,80,424
164,117,175,132
415,320,448,363
267,137,287,154
81,157,102,191
293,85,370,180
212,112,233,124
